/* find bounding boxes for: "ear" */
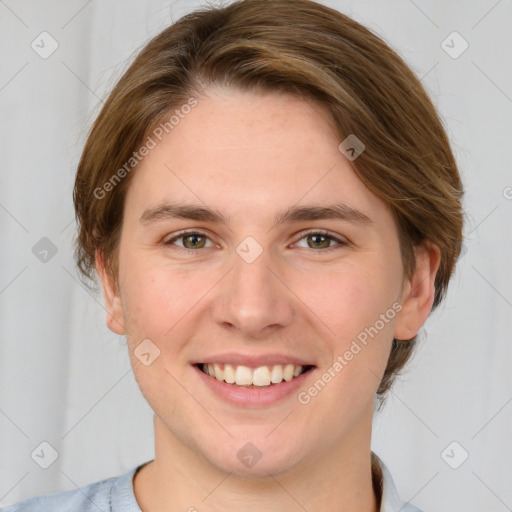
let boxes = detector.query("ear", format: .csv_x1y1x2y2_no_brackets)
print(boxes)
95,249,126,335
394,243,441,341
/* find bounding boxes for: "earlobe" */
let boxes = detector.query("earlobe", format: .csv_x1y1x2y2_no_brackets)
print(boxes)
393,243,441,341
95,249,126,335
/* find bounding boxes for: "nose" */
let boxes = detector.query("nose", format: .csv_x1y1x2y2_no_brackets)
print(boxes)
211,246,294,339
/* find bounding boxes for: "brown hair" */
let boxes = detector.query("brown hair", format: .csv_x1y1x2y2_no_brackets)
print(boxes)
73,0,464,400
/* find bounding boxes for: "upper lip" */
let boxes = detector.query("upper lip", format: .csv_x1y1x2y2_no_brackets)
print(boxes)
191,353,316,368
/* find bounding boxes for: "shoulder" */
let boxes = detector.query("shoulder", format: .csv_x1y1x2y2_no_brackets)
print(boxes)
2,477,116,511
2,464,142,512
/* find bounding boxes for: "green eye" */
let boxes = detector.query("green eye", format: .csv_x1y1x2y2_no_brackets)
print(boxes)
165,229,347,253
294,230,348,251
181,234,207,249
305,233,334,249
165,232,212,250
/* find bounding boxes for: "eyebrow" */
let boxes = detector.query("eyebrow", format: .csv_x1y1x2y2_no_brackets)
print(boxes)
139,202,372,227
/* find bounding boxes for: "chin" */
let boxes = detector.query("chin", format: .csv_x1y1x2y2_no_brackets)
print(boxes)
199,431,306,478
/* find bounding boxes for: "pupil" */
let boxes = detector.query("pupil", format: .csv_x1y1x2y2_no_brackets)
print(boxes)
186,234,203,248
310,234,328,248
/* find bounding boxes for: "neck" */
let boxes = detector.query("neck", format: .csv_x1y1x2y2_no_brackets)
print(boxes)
133,415,379,512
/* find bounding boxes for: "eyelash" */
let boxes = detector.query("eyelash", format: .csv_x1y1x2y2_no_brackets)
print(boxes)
164,229,348,254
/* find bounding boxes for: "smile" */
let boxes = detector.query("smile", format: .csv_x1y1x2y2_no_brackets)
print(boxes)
197,363,314,387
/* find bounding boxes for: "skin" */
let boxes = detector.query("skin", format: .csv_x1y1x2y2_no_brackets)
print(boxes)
96,86,440,512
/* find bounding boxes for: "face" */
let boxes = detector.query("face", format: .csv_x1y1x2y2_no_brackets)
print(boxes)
98,86,438,477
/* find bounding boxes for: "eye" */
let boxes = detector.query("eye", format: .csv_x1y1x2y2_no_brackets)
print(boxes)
164,229,348,253
164,231,214,250
293,230,348,251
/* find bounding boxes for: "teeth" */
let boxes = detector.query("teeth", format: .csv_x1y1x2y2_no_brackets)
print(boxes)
235,365,253,385
270,365,283,384
224,364,235,384
213,363,223,381
283,364,295,382
201,363,306,386
253,366,271,386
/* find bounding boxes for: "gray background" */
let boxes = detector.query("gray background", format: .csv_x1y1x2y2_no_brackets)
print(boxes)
0,0,511,510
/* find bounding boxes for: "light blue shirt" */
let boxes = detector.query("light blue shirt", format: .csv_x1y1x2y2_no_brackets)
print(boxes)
3,454,423,511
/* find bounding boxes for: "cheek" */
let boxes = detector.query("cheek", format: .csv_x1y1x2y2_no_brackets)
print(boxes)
118,260,206,414
118,248,213,339
300,260,400,343
297,260,399,399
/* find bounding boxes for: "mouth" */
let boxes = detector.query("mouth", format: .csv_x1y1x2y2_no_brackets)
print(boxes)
195,362,315,388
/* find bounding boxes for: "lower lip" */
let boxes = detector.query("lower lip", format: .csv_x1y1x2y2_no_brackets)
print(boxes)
192,364,315,407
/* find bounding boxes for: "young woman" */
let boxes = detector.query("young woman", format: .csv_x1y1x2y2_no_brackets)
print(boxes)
6,0,463,510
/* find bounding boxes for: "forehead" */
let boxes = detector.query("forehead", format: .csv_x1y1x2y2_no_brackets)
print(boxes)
125,87,388,222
